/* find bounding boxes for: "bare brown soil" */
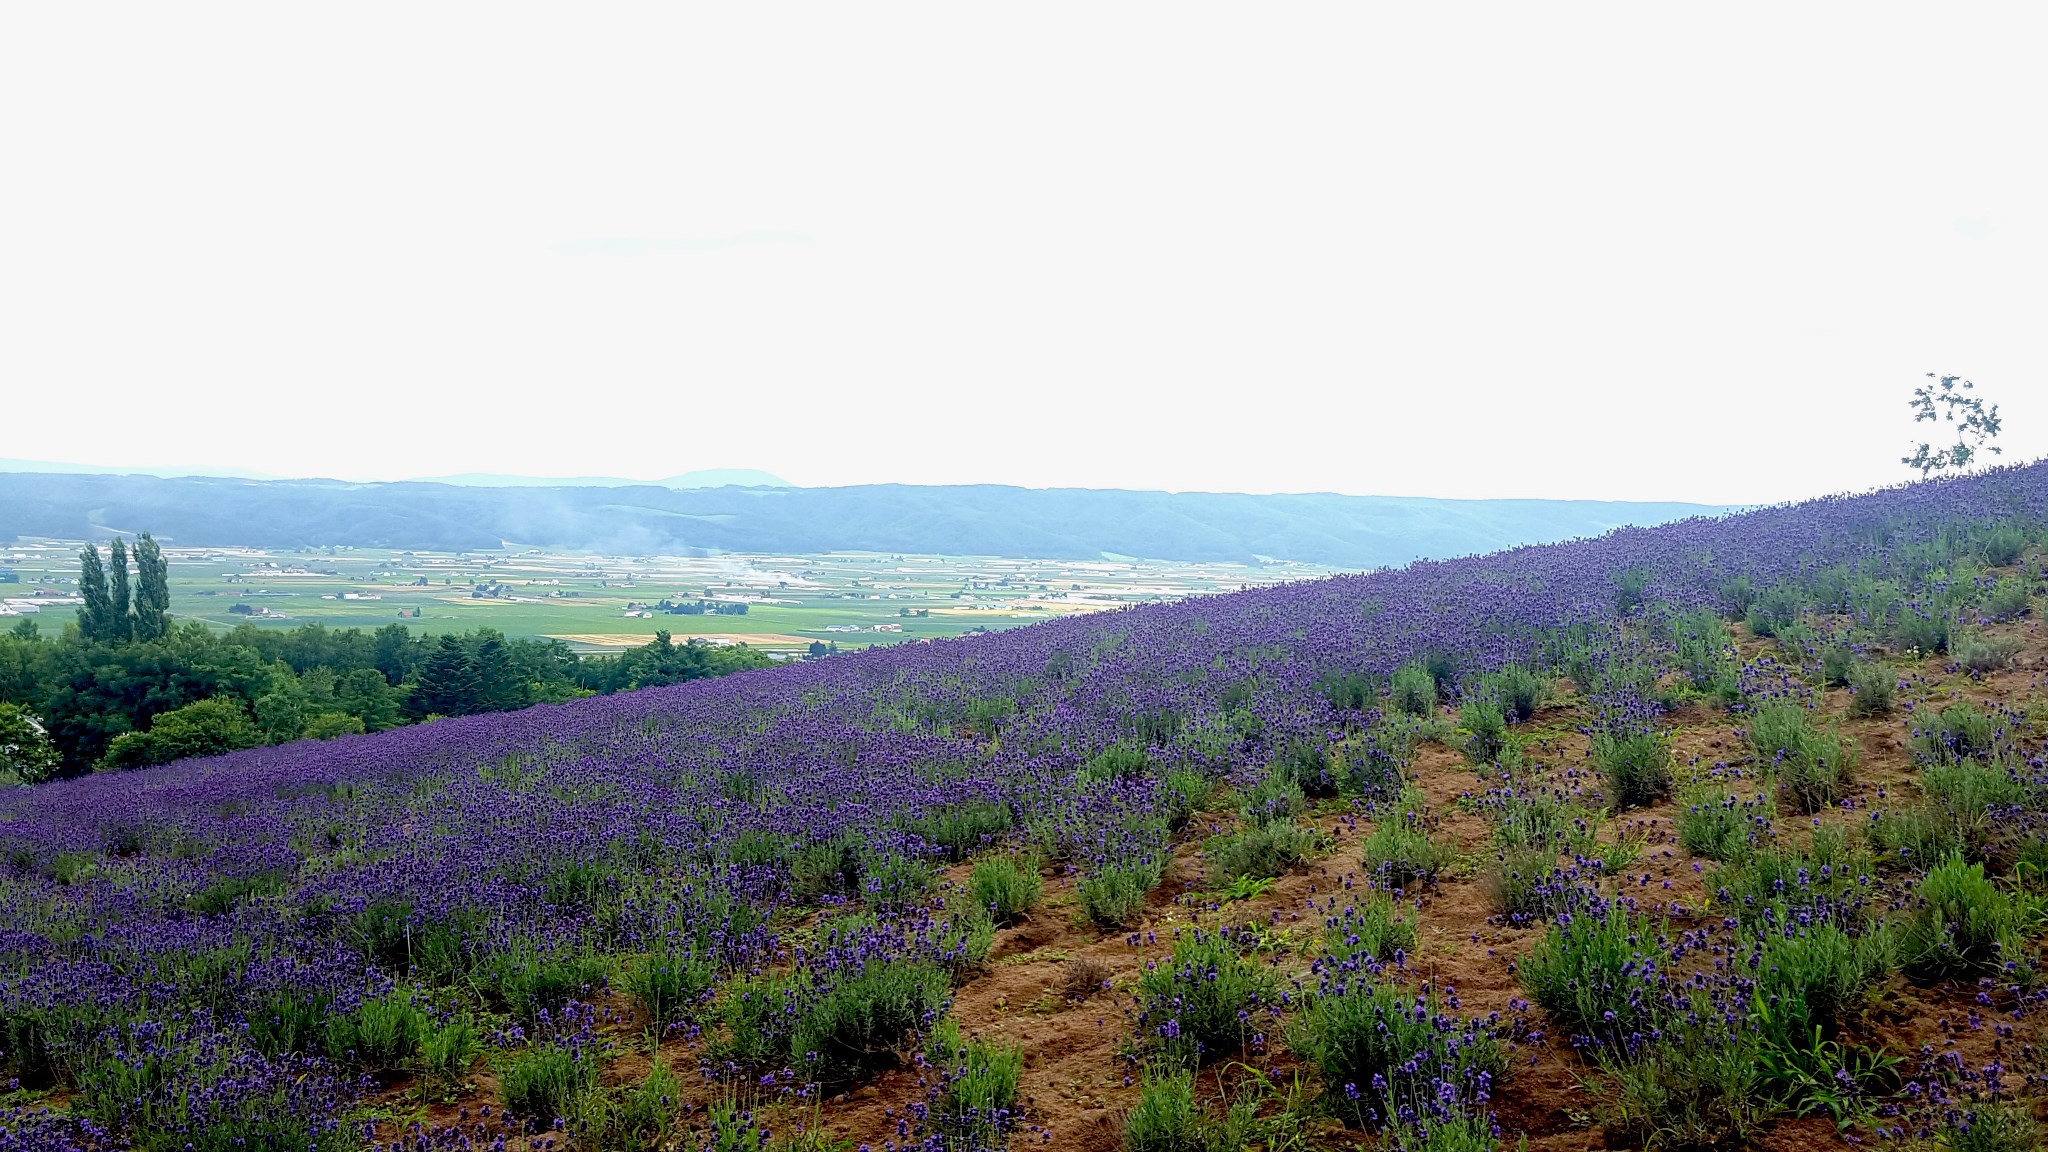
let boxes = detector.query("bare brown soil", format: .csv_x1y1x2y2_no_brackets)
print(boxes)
366,613,2048,1151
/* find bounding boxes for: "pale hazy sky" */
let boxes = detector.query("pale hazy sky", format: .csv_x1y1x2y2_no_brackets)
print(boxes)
3,5,2042,504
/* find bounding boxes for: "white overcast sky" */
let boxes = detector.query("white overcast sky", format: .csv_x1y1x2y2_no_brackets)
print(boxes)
3,5,2042,505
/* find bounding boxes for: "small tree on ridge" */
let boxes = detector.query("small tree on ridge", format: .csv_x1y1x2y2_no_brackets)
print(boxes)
1904,372,2003,477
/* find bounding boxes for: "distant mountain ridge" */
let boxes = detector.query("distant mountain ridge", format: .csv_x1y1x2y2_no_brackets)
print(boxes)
0,471,1735,568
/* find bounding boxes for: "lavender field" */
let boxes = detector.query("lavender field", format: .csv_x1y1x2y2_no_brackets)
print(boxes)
5,464,2048,1152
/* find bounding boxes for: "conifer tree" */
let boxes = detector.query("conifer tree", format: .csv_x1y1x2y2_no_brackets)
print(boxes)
410,634,482,718
472,635,526,713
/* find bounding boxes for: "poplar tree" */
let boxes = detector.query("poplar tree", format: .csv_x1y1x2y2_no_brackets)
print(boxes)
77,544,112,643
132,533,171,641
106,537,134,644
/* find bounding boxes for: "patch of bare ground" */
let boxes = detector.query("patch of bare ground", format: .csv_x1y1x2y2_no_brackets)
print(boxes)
364,607,2048,1151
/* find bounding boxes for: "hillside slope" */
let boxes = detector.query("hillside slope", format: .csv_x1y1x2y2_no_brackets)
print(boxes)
3,462,2044,1152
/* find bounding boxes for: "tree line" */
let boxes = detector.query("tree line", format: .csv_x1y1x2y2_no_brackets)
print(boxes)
0,539,772,782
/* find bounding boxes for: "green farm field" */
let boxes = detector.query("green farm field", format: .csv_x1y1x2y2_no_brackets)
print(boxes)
0,541,1328,652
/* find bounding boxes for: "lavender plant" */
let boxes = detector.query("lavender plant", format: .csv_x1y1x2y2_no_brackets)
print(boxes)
0,461,2042,1148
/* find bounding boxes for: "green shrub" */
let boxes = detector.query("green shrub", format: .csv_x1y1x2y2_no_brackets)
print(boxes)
542,857,621,912
1721,575,1758,618
1899,853,2031,981
1867,803,1964,870
1956,632,2023,674
1982,577,2033,622
1594,729,1671,809
1745,703,1856,813
99,696,264,770
1519,899,1668,1045
1715,825,1871,919
479,949,612,1026
1745,586,1802,638
968,856,1044,925
911,801,1012,863
790,959,951,1084
694,1097,773,1152
1581,815,1646,869
587,1060,683,1152
1321,894,1417,966
623,948,717,1035
1458,695,1509,764
1893,607,1953,655
1274,739,1340,798
1845,662,1894,717
1669,609,1738,700
1394,1115,1499,1152
1818,641,1856,687
1775,736,1856,815
789,837,861,902
1361,789,1452,886
1595,1041,1762,1151
1079,857,1164,928
1910,701,2006,767
1924,760,2029,860
1123,1066,1207,1152
186,872,283,916
940,907,997,977
1928,1101,2040,1152
1743,702,1812,762
862,852,938,912
499,1039,601,1126
349,899,417,971
1346,719,1416,799
1082,743,1152,784
1158,770,1209,831
1484,787,1572,852
245,988,332,1058
924,1014,965,1068
710,971,799,1070
1136,930,1279,1066
1614,568,1651,616
302,711,365,740
1977,525,2029,567
1288,979,1504,1128
930,1034,1022,1151
325,989,426,1075
1421,653,1459,698
1485,665,1550,723
1484,847,1561,920
1238,772,1306,826
1675,786,1766,860
0,1007,67,1092
1317,669,1382,713
1390,663,1437,717
1204,819,1324,887
419,1017,481,1097
1747,923,1890,1050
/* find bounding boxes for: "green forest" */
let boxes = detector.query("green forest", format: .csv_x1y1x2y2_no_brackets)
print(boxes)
0,537,772,782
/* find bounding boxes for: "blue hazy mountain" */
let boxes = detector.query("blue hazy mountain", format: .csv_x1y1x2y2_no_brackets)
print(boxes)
0,471,1733,568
